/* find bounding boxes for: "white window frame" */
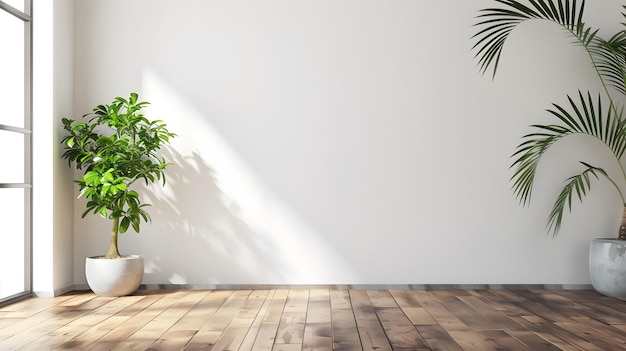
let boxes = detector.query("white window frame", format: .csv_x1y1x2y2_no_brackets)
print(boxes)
0,0,32,306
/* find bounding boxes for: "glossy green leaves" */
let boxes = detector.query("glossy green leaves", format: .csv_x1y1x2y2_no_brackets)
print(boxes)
61,93,176,236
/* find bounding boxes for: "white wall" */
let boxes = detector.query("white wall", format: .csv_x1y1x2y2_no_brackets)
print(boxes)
32,0,75,295
70,0,626,286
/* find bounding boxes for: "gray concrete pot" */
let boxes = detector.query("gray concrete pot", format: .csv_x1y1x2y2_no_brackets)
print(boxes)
85,255,144,297
589,239,626,297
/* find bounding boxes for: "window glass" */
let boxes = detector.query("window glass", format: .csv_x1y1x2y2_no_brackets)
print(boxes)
0,0,29,302
0,130,25,183
0,9,25,128
0,188,26,298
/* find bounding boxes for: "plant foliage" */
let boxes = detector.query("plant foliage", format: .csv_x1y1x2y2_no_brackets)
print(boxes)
473,0,626,236
61,93,176,257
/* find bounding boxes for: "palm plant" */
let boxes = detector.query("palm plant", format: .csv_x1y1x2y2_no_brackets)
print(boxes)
472,0,626,237
61,93,176,258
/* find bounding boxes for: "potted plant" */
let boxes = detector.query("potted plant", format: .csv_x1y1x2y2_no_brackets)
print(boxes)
61,92,175,296
473,0,626,296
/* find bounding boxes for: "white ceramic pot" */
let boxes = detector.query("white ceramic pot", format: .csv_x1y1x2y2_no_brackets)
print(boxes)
85,255,144,297
589,239,626,297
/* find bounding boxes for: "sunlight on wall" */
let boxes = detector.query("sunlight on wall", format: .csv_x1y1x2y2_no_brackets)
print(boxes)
142,68,358,284
32,0,56,294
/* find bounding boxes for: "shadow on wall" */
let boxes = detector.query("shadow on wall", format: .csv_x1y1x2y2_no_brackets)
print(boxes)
139,147,288,285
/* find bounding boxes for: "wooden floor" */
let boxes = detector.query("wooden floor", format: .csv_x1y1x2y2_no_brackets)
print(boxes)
0,289,626,350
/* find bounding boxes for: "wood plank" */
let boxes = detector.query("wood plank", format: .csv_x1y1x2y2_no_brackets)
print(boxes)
21,295,145,350
457,292,526,331
479,329,538,350
388,290,437,326
283,290,309,314
429,289,472,302
401,307,437,326
416,325,463,351
0,289,625,350
0,295,76,318
183,290,249,350
486,290,551,322
239,290,279,351
85,291,192,351
330,302,361,351
437,298,497,331
146,290,220,350
58,315,132,350
570,316,626,347
305,289,330,324
110,291,207,351
491,299,601,351
303,289,332,351
446,330,498,351
552,290,626,325
330,308,360,351
275,290,309,346
554,320,626,350
58,292,104,307
250,289,290,351
349,290,392,351
275,312,306,345
374,307,429,349
366,290,397,308
329,290,351,309
507,290,624,350
0,316,23,332
0,295,114,350
533,323,605,351
210,290,271,351
512,290,579,323
408,291,497,351
62,294,163,350
507,330,571,351
406,291,469,332
272,344,303,351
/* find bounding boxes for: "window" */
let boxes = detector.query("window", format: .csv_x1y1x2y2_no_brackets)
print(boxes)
0,0,32,305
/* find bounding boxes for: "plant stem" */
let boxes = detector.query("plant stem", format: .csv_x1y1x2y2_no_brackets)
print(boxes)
105,217,121,259
604,173,626,207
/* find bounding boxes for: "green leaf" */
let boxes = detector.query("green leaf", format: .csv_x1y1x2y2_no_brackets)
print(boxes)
131,217,141,233
65,137,75,148
102,170,115,183
83,171,101,186
546,164,611,235
120,217,130,233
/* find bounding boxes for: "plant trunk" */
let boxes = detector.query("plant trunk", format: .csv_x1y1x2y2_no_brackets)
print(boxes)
619,207,626,240
105,217,122,259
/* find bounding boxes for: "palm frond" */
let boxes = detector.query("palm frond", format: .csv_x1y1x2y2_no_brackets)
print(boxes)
510,91,626,207
547,163,607,235
474,1,626,99
473,0,588,78
588,30,626,96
